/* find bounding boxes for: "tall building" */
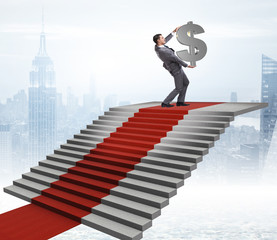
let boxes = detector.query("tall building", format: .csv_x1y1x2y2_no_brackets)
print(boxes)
28,14,57,165
230,92,237,102
260,54,277,166
0,125,12,174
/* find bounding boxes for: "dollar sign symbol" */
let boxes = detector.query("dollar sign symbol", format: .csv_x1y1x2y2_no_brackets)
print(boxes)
176,21,207,67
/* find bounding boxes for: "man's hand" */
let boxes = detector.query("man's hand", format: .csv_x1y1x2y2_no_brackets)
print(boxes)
187,65,195,68
173,26,181,33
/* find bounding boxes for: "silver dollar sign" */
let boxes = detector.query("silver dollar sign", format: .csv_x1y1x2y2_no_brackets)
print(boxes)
176,21,207,67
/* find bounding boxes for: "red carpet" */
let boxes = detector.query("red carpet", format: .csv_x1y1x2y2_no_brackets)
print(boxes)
0,204,79,240
1,102,222,239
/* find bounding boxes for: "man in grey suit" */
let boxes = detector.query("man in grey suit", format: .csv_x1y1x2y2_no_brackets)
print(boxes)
153,27,194,107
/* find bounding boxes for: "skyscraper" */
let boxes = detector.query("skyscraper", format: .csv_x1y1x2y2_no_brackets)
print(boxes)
28,13,57,165
260,54,277,166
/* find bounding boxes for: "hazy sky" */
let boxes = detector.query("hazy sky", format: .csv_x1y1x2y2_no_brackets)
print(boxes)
1,0,277,104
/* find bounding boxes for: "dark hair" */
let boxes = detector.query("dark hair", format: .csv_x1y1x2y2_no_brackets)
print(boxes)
153,34,162,44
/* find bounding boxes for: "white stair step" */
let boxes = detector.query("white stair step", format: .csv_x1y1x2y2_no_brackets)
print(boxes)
178,119,229,128
13,178,48,194
161,136,214,148
119,177,176,198
74,133,104,141
101,195,160,219
67,138,100,147
60,143,92,153
173,125,224,134
22,172,56,186
110,186,169,208
93,119,124,126
39,159,73,171
54,148,87,159
87,124,118,131
154,142,208,155
92,204,152,231
31,165,66,179
127,170,184,188
104,111,135,117
134,162,190,179
46,154,81,165
167,131,219,141
82,213,142,240
99,115,130,122
183,114,234,122
148,149,202,163
141,155,196,171
4,185,40,202
80,129,111,136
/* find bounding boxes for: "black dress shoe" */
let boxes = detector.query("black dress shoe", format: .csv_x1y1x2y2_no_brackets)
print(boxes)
161,103,174,108
176,102,190,106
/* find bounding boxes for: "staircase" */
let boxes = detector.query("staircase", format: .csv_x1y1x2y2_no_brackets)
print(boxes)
3,101,267,240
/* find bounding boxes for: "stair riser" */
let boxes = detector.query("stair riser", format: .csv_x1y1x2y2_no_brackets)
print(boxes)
76,162,130,177
122,122,172,131
50,183,104,202
128,117,178,125
87,124,117,131
173,126,224,134
141,158,196,171
84,155,137,168
59,175,112,194
101,198,161,220
97,144,150,155
134,112,183,120
80,129,111,137
74,134,104,142
127,172,183,188
178,120,229,128
104,111,135,117
67,139,98,147
60,144,91,153
93,120,122,126
161,138,213,148
183,115,233,122
91,209,152,231
188,111,234,116
39,161,73,172
22,174,52,187
134,165,189,179
68,168,120,185
90,150,142,162
46,155,79,165
148,151,202,163
117,128,167,137
104,138,157,148
54,150,86,159
13,181,45,194
118,181,176,198
111,132,161,142
154,145,208,155
41,191,94,212
99,115,129,122
110,191,168,209
31,168,61,179
167,132,219,141
32,199,82,223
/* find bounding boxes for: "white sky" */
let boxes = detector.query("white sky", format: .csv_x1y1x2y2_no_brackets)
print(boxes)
1,0,277,104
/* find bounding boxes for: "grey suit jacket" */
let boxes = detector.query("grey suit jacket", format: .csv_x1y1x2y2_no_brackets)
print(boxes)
155,33,188,75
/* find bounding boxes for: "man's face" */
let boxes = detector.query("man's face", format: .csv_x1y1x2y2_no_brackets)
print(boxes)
157,35,165,45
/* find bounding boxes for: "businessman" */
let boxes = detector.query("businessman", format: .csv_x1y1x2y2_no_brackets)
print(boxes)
153,26,194,107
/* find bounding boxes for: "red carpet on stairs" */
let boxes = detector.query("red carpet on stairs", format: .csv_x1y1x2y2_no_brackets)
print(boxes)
0,204,79,240
1,102,222,240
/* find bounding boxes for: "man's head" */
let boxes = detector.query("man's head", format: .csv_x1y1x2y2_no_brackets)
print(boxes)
153,34,165,46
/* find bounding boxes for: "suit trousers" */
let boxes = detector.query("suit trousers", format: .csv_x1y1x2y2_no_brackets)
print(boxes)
163,69,190,104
